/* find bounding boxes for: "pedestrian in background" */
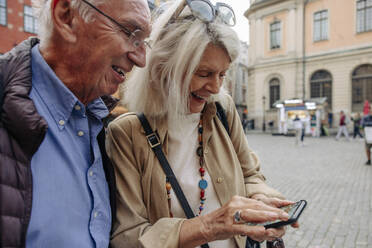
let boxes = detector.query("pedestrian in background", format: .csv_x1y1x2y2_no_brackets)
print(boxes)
106,1,294,247
0,0,151,247
328,112,333,128
293,115,304,146
362,108,372,165
352,112,363,139
320,120,329,136
336,110,350,141
268,120,275,133
363,100,370,116
242,110,248,134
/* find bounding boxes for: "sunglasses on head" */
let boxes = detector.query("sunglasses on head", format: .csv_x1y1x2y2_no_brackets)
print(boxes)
171,0,236,26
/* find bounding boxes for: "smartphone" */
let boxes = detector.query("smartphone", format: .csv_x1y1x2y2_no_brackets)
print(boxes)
247,200,307,229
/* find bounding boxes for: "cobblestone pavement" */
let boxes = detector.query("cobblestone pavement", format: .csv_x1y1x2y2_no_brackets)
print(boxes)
246,133,372,248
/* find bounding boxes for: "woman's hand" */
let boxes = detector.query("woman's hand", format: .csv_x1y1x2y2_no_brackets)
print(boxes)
251,194,300,229
179,196,289,247
250,194,293,208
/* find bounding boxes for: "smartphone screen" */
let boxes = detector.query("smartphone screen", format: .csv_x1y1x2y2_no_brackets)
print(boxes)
247,200,307,229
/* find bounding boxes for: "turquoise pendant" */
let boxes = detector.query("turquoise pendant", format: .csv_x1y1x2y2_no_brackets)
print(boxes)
199,179,208,190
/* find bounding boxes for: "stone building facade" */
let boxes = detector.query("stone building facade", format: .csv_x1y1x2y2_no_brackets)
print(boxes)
245,0,372,130
225,41,250,120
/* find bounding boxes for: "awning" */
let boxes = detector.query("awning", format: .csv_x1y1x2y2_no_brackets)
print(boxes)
285,106,306,111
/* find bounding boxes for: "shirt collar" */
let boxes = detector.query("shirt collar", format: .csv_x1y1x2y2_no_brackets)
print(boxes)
31,45,109,128
87,98,110,120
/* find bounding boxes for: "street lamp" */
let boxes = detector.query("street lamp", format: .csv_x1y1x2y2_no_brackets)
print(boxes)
262,96,266,132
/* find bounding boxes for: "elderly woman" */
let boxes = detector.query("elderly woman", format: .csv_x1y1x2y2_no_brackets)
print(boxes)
106,0,294,247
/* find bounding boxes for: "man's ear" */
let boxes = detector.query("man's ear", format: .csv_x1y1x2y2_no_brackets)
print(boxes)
52,0,77,43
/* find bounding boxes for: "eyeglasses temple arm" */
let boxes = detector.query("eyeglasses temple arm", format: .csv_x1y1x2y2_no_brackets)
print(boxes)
81,0,132,36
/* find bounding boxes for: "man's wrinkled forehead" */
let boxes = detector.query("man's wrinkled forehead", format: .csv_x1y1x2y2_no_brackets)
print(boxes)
51,0,151,33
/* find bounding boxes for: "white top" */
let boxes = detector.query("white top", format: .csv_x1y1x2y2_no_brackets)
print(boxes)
365,126,372,144
168,114,235,248
293,118,303,130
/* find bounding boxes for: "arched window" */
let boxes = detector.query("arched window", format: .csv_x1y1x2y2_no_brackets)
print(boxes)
269,78,280,108
310,70,332,109
352,64,372,112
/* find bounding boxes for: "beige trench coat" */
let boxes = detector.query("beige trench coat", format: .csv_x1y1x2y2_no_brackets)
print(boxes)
106,96,283,248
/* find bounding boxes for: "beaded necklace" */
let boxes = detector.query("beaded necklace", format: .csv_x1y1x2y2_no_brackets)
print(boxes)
166,114,208,217
197,115,208,215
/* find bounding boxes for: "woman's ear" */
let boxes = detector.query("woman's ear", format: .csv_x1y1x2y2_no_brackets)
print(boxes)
52,0,77,43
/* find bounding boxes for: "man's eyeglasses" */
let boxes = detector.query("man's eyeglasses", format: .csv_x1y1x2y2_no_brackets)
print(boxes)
81,0,150,49
171,0,236,26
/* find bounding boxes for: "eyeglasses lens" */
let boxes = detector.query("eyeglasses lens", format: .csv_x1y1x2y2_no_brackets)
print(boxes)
189,0,214,22
130,29,150,48
217,5,235,26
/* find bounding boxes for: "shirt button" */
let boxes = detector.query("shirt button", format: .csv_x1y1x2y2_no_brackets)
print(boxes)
89,171,94,177
74,105,81,111
77,131,84,136
94,211,98,218
58,120,65,126
217,177,224,183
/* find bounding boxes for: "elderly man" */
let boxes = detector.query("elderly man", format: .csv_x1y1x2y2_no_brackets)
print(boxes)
0,0,151,247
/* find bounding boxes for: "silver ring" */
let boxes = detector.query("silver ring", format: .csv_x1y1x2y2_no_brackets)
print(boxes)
234,210,242,223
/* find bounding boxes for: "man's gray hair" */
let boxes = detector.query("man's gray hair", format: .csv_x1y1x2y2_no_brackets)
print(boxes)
122,0,240,120
31,0,104,45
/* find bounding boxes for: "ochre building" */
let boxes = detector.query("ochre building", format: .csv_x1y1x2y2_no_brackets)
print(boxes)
245,0,372,129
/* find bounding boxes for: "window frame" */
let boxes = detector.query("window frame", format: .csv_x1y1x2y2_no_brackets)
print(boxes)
0,0,7,26
313,9,328,42
352,64,372,112
269,78,280,108
270,21,281,50
310,70,333,109
356,0,372,33
23,5,38,34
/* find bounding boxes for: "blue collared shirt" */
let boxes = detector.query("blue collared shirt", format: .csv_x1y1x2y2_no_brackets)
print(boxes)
26,45,111,248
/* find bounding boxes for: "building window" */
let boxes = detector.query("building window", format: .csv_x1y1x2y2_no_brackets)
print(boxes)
24,5,38,34
352,64,372,111
313,10,328,41
269,78,280,108
0,0,6,26
310,70,332,109
270,21,281,49
357,0,372,33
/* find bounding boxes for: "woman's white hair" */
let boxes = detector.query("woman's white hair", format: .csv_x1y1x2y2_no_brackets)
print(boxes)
31,0,104,46
123,0,240,120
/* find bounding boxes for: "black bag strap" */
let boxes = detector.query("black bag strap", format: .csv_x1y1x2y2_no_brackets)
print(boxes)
97,129,117,233
136,113,210,248
215,102,230,135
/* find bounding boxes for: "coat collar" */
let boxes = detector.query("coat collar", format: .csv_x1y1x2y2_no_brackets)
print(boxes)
1,37,46,158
